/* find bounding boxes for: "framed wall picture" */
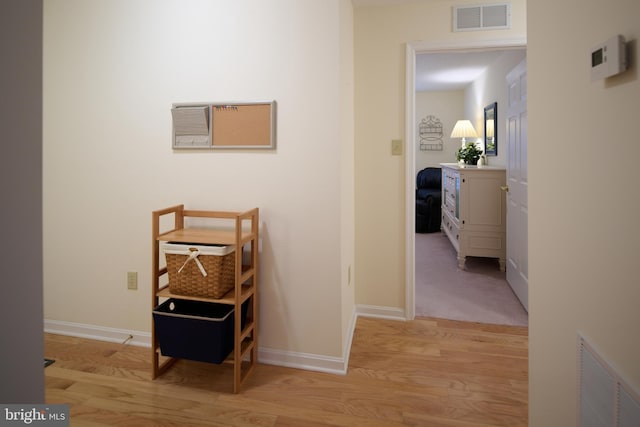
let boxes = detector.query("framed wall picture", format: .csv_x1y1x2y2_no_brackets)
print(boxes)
484,102,497,156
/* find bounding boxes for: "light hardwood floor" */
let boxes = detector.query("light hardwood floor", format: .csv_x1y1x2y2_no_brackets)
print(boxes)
45,317,528,426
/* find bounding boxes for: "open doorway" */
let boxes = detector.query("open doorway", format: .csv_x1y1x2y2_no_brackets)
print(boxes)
404,39,527,324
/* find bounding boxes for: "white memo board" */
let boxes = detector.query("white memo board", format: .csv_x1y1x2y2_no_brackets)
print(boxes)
171,101,276,149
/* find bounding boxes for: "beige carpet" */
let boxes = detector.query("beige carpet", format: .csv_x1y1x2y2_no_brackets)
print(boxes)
415,232,528,326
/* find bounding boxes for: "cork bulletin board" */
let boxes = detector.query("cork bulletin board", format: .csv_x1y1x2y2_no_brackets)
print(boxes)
212,102,275,148
171,100,276,149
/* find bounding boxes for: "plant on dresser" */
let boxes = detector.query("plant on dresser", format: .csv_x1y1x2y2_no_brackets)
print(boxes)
455,142,483,165
440,163,506,271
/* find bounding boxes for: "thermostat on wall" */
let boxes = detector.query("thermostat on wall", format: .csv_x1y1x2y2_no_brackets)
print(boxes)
591,35,627,81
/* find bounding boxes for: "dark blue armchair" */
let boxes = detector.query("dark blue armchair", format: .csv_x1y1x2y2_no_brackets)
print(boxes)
415,167,442,233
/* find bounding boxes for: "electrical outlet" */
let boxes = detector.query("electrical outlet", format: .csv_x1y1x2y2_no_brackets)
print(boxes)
391,139,403,155
127,272,138,290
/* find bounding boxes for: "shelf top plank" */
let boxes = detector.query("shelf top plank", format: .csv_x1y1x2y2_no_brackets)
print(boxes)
156,284,253,306
157,228,251,245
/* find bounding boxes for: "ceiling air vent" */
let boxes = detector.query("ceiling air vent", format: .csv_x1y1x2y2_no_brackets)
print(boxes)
453,3,511,32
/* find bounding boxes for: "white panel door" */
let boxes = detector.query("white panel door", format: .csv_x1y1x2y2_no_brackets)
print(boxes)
505,58,528,311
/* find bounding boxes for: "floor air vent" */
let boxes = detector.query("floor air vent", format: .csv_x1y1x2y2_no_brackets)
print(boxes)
453,3,511,32
578,334,640,426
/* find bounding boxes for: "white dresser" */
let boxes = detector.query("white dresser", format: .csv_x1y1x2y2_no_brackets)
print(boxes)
440,163,506,271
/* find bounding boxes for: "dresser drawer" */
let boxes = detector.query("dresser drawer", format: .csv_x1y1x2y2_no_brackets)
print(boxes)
443,195,459,225
444,194,456,217
442,211,460,244
442,169,459,221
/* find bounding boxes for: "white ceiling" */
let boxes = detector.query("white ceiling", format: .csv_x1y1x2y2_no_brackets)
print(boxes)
415,50,509,92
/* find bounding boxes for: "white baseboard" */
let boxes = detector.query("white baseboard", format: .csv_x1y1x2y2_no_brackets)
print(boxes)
342,307,357,372
44,319,151,348
259,307,358,375
44,309,360,376
258,347,347,375
355,304,406,321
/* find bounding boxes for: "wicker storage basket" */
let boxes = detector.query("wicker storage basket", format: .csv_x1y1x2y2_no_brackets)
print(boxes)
162,243,235,299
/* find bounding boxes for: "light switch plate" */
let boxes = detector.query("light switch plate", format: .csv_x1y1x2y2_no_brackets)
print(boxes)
391,139,403,155
127,272,138,290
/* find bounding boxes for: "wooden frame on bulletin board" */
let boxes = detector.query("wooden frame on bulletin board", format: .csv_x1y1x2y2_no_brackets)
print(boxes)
171,100,277,150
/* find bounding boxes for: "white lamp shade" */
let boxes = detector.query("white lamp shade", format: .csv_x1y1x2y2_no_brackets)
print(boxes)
450,120,478,139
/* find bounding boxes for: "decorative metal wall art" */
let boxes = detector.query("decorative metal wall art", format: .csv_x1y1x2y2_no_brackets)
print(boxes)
419,115,444,151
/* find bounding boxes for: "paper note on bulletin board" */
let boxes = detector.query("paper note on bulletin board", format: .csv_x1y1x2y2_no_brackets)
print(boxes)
212,102,276,148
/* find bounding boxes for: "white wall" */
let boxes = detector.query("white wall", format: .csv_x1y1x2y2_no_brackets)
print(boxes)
43,0,354,362
528,0,640,424
415,49,525,174
354,0,527,310
415,90,464,169
339,0,356,353
465,49,526,167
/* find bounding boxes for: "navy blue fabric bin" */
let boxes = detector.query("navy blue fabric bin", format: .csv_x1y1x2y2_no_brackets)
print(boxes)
153,299,235,364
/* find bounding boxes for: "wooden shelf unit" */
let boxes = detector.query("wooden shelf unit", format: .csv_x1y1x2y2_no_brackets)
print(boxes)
151,205,259,393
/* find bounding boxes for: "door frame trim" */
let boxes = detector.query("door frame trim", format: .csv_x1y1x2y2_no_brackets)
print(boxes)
404,37,527,320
